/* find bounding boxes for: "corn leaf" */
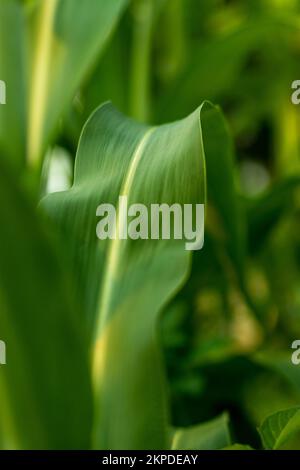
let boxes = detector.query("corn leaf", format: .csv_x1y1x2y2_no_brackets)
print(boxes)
28,0,128,165
0,0,27,167
156,16,298,122
0,159,92,449
202,105,246,279
41,102,232,449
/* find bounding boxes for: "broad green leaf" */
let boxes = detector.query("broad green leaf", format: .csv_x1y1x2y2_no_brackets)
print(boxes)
28,0,128,165
172,414,231,450
0,159,92,449
0,0,27,167
40,102,232,449
259,406,300,450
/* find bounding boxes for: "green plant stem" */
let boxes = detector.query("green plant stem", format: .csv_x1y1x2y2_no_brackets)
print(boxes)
159,0,186,83
28,0,58,169
273,96,300,178
129,0,156,122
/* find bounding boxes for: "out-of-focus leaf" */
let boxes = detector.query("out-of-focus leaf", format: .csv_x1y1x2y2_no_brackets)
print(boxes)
41,102,233,449
129,0,165,122
0,0,27,167
259,406,300,450
0,159,92,449
172,414,231,450
156,17,297,122
28,0,128,165
246,176,300,253
203,106,246,279
255,353,300,394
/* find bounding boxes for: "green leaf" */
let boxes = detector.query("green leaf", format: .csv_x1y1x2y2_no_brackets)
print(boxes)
0,159,92,449
0,0,128,167
0,0,27,167
259,406,300,450
172,414,231,450
202,105,246,279
156,16,296,123
28,0,128,165
41,102,232,449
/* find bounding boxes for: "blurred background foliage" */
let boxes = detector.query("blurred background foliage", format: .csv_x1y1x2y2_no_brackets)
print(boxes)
1,0,300,449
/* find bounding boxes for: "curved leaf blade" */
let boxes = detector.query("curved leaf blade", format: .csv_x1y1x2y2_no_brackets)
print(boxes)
41,102,231,449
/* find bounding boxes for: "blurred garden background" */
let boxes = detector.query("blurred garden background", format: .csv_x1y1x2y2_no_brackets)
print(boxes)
1,0,300,450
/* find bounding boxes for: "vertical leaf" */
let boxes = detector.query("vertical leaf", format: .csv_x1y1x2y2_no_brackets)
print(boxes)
27,0,128,165
41,102,233,449
0,160,92,449
0,0,27,167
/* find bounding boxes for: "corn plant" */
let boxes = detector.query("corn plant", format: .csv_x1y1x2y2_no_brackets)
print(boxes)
1,0,300,451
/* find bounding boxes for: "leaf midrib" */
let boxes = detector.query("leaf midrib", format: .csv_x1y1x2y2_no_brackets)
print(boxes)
92,126,156,382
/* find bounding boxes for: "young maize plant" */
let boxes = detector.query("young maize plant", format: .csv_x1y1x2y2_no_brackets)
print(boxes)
0,0,300,452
